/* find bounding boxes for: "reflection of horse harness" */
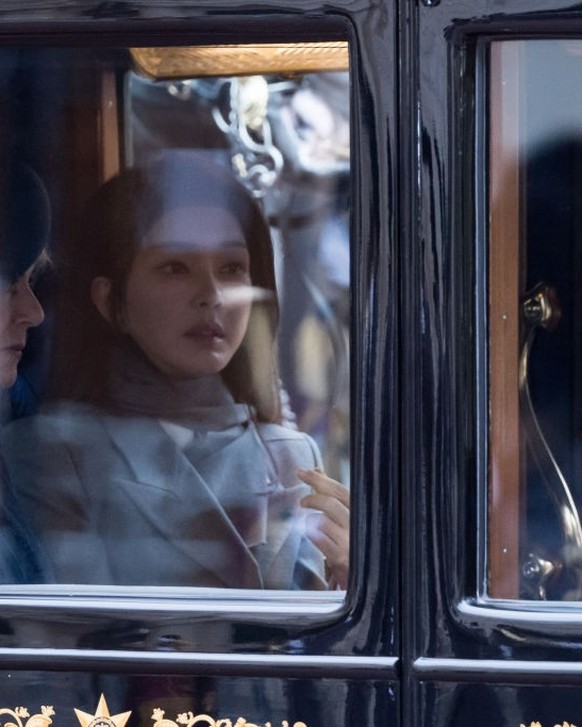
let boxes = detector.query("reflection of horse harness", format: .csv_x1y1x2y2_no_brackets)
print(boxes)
520,283,582,598
211,73,350,474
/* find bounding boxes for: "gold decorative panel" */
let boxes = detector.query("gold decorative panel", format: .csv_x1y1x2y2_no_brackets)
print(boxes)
0,698,308,727
130,42,349,79
150,709,307,727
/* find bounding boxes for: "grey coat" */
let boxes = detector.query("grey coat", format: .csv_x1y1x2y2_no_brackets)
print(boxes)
1,403,327,589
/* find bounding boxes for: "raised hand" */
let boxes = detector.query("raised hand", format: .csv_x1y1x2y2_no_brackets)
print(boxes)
298,467,349,589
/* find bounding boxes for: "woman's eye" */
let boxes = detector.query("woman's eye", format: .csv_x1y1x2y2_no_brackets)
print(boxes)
221,262,248,276
159,261,188,275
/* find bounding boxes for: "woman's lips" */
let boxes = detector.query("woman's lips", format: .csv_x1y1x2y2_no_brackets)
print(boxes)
184,323,225,339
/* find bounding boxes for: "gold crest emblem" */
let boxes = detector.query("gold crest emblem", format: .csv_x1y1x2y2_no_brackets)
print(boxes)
75,695,131,727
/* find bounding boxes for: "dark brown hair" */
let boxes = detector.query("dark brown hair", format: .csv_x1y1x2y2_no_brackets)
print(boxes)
0,160,50,284
53,151,281,423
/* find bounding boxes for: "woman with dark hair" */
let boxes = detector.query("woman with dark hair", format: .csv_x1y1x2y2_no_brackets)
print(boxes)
3,152,348,589
0,161,47,395
0,160,49,583
59,152,281,423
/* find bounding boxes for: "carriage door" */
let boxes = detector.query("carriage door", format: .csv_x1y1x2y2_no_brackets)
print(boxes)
410,1,582,725
0,3,400,727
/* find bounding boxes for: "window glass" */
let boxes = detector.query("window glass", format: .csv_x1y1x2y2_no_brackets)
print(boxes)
488,40,582,600
0,46,350,592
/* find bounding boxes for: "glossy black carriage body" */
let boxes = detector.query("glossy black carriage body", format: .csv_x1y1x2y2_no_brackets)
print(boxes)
0,1,579,727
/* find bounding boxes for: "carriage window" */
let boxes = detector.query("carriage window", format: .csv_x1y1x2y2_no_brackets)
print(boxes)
488,39,582,600
0,45,350,594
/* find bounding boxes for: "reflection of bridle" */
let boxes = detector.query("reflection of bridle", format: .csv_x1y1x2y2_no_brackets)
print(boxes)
519,283,582,598
211,76,284,198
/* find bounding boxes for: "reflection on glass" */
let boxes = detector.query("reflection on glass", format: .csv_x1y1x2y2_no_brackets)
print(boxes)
0,48,350,591
489,40,582,600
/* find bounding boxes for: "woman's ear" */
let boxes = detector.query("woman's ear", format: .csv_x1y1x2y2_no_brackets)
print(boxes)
90,276,115,324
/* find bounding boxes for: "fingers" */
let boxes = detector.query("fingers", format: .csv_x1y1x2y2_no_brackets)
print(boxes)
300,492,349,530
305,510,347,552
297,468,350,508
297,467,350,589
298,466,350,534
305,511,349,590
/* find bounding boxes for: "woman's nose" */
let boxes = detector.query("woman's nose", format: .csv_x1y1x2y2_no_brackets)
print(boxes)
14,284,44,328
192,274,223,308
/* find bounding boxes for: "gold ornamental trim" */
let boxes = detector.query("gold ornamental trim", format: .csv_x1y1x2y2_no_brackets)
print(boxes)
130,42,349,79
0,705,54,727
150,709,307,727
2,703,579,727
0,699,308,727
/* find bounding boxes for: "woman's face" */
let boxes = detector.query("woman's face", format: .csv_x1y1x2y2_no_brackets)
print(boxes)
0,262,45,388
101,205,254,380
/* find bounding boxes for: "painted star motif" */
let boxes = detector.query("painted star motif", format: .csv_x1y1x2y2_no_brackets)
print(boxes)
75,694,131,727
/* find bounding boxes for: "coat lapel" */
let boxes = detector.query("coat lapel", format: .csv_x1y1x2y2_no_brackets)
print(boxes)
193,423,317,587
253,484,313,587
98,413,263,588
